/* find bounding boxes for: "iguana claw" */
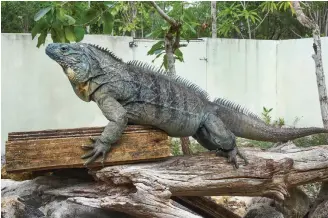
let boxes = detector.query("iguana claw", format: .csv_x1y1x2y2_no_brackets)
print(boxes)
81,137,110,167
216,147,248,169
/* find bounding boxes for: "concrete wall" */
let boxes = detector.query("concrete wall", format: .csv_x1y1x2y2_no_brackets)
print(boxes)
205,38,328,126
2,33,328,154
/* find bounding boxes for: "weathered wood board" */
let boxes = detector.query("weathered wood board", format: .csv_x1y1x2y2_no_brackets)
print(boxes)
6,125,170,173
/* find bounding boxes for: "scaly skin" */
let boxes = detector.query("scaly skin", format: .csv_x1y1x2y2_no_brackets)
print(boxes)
212,98,328,142
45,43,328,168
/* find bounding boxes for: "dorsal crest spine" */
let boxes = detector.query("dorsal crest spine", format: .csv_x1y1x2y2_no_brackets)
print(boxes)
213,98,264,122
127,60,209,100
89,44,123,62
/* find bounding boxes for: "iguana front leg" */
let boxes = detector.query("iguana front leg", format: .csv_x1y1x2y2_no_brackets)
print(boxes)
82,93,127,166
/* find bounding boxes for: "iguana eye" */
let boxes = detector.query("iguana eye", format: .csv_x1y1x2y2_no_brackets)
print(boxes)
60,46,68,52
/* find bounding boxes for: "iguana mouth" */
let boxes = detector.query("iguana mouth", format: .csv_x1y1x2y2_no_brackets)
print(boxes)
59,61,68,69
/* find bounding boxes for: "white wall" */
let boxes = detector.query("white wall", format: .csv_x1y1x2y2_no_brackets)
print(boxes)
2,33,328,154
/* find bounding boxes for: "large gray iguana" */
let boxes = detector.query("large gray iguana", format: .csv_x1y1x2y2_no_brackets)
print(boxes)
45,43,328,168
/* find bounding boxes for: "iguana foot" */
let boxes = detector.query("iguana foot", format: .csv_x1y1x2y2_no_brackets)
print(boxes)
216,147,248,169
81,136,110,167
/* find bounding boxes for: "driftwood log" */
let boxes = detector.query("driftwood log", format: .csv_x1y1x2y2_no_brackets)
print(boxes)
43,142,328,218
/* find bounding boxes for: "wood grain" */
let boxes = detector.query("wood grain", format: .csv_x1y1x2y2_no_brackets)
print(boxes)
6,125,170,172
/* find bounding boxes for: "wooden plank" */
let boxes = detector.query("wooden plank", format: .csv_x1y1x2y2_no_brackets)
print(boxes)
6,125,170,173
7,125,158,141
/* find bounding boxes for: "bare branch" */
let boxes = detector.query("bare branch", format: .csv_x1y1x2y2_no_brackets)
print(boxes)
291,1,317,30
290,28,303,38
150,1,177,27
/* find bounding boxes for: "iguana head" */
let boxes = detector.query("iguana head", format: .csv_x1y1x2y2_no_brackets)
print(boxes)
46,43,93,83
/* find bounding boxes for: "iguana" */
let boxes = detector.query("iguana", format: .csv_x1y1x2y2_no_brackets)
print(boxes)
45,43,328,168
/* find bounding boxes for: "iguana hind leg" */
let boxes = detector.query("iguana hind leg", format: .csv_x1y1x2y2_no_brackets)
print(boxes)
193,114,248,168
215,147,249,168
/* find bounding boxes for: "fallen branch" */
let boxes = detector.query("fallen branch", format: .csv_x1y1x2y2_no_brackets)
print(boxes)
46,143,328,218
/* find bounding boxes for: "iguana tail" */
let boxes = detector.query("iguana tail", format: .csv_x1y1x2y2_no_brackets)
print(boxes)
211,98,328,142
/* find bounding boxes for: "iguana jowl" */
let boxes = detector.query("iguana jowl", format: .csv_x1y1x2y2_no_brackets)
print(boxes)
45,43,328,168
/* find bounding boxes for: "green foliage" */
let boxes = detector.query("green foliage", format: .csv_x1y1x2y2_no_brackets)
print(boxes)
102,11,114,34
163,54,168,70
216,1,315,39
261,107,273,124
261,106,285,127
237,138,273,149
170,138,182,156
170,138,207,156
145,2,201,70
260,1,278,13
31,1,90,47
273,117,285,128
146,40,184,70
34,6,52,21
29,1,149,47
2,1,327,39
147,40,165,56
174,48,184,62
294,133,328,147
189,141,207,153
1,1,52,33
217,2,261,38
74,26,85,42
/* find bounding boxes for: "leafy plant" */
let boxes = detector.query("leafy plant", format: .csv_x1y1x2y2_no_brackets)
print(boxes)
170,138,182,156
31,2,146,47
146,1,199,70
273,117,285,128
147,40,184,69
261,107,273,124
262,107,285,128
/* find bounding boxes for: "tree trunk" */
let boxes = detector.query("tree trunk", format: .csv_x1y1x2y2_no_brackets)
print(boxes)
211,1,217,38
129,1,137,38
46,143,328,217
86,1,90,33
164,32,177,76
292,1,328,128
291,3,328,215
151,1,192,155
180,137,192,155
164,32,191,154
